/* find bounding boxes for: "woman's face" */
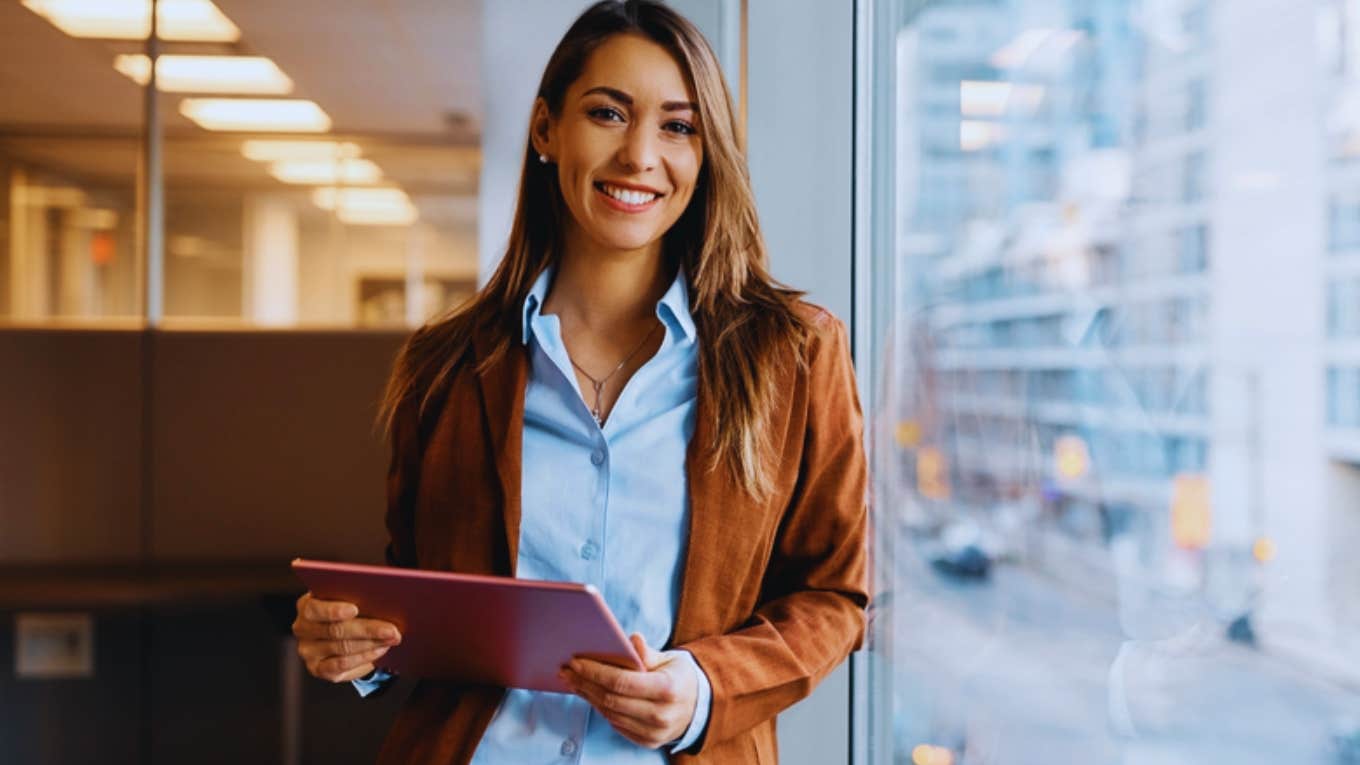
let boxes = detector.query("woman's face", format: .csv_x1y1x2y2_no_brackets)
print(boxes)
534,34,703,257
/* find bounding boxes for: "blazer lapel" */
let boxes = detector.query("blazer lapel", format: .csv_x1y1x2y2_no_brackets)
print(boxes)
674,389,726,645
472,330,529,575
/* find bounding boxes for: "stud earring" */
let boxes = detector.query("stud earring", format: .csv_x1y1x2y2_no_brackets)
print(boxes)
538,153,549,164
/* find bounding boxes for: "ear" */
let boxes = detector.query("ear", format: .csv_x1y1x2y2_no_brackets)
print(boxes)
529,97,556,161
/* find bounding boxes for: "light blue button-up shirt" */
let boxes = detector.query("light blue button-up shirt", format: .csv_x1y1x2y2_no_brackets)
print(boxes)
357,264,712,761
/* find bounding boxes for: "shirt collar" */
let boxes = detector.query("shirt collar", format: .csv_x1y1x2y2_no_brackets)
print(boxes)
520,266,554,345
519,264,696,345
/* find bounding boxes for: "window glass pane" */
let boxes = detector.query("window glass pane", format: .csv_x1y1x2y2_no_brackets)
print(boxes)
156,4,479,328
864,1,1360,761
0,5,145,322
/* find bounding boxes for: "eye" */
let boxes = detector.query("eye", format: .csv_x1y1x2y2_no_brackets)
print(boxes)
589,106,625,122
664,120,697,136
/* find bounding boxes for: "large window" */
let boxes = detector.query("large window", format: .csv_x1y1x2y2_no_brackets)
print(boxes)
861,1,1360,762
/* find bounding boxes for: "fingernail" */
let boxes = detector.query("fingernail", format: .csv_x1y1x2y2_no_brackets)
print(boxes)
375,646,389,656
343,605,359,618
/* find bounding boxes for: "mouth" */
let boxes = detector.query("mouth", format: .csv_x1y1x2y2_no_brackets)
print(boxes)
593,181,663,212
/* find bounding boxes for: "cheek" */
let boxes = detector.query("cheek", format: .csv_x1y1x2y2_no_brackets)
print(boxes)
668,151,703,205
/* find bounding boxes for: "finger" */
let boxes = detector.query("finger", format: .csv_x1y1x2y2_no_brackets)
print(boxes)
598,708,667,750
564,669,663,725
316,645,390,681
630,633,667,671
295,617,401,644
302,596,360,623
569,657,676,703
329,661,380,685
309,637,393,658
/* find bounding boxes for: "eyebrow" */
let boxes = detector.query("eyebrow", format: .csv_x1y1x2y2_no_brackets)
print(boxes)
582,86,697,113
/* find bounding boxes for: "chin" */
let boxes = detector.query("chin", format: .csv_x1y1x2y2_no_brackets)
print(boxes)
591,227,663,253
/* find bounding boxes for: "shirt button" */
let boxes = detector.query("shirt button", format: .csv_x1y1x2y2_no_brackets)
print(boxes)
590,449,605,466
580,541,598,560
560,737,578,756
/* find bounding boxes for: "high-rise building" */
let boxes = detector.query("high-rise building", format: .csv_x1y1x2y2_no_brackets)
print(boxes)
897,0,1354,664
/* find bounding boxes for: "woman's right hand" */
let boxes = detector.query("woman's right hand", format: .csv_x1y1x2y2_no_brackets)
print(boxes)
293,591,403,683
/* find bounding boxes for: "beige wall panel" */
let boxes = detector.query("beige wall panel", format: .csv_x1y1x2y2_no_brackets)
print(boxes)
0,329,144,563
150,331,407,563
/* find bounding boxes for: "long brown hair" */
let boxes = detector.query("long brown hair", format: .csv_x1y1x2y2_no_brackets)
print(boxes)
380,0,811,501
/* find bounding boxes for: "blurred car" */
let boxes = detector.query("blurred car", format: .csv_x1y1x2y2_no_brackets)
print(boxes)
927,519,994,580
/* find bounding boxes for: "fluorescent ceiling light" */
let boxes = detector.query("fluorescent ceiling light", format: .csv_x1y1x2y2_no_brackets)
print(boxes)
336,207,419,226
113,54,292,94
990,28,1083,70
960,81,1045,117
269,158,383,185
959,120,1005,152
21,0,240,42
179,98,331,132
241,140,361,162
313,188,419,226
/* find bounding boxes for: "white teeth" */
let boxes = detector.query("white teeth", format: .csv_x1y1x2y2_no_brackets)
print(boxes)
600,183,657,205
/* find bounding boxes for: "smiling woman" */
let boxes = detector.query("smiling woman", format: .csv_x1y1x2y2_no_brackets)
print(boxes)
290,2,868,765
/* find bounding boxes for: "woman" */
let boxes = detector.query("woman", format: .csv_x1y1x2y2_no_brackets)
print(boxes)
292,2,867,762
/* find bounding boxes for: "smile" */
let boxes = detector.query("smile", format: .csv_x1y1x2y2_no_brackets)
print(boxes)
593,181,662,212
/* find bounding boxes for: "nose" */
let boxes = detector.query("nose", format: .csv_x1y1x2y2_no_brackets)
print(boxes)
617,122,659,172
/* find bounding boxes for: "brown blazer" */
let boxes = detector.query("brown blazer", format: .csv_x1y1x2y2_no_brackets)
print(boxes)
374,303,869,764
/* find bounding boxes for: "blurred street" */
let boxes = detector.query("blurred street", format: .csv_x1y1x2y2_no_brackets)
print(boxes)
887,539,1360,764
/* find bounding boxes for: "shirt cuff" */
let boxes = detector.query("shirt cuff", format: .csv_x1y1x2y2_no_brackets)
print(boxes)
351,668,394,698
669,650,712,753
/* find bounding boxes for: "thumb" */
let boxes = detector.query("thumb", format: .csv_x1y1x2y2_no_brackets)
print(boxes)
630,633,667,671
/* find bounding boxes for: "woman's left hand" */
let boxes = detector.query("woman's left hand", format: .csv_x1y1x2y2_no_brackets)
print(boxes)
560,633,699,749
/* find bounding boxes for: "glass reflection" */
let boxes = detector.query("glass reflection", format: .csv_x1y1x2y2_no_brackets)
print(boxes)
868,0,1360,762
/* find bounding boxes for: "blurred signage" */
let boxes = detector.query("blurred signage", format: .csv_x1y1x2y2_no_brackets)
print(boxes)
1171,473,1212,550
917,446,951,500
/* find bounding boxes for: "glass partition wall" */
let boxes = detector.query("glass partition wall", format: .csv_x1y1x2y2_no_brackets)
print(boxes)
1,0,479,328
859,0,1360,763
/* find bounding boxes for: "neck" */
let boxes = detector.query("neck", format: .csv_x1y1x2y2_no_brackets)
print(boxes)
542,232,673,332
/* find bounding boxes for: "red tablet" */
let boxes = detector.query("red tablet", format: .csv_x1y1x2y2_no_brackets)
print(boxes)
291,558,644,694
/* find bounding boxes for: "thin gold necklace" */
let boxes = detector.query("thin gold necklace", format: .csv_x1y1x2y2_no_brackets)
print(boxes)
566,322,661,426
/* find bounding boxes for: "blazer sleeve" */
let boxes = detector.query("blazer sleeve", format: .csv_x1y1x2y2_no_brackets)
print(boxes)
678,315,870,752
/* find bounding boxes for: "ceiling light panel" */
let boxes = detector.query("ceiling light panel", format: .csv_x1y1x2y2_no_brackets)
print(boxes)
312,187,419,225
241,140,362,162
114,55,293,94
179,98,332,133
21,0,241,42
269,159,383,185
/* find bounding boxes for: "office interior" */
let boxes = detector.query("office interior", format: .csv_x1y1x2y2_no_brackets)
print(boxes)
4,1,1360,764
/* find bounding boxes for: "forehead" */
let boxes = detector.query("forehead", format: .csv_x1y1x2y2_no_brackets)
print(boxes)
571,34,696,105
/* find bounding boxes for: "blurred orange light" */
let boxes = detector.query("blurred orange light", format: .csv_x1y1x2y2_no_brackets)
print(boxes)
1171,474,1211,550
911,744,955,765
1253,536,1276,563
91,232,115,265
1054,434,1090,480
895,420,922,448
917,447,951,500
